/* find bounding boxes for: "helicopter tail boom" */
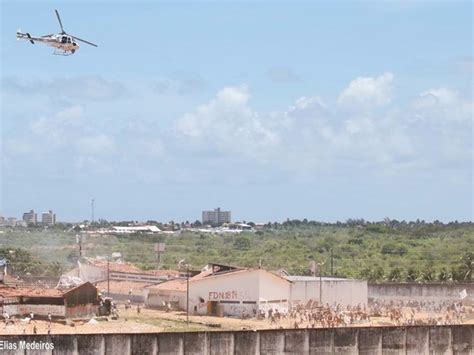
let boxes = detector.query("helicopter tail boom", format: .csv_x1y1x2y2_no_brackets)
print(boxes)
16,30,35,44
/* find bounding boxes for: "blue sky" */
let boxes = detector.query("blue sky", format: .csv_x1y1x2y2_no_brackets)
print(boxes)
1,1,472,222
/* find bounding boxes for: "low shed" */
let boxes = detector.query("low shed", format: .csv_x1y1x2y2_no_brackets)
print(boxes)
0,282,99,318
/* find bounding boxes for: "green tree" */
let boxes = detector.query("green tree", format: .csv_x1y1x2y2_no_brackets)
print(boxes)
459,252,473,281
233,236,251,250
406,267,419,282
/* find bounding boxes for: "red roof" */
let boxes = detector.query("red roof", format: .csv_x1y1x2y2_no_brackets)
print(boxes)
86,260,179,277
147,279,187,292
0,282,97,298
0,285,62,298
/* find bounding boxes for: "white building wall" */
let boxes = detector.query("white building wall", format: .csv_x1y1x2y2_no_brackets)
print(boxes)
290,279,367,307
77,263,107,283
145,289,186,310
189,271,260,316
258,270,291,314
3,304,66,317
144,270,293,317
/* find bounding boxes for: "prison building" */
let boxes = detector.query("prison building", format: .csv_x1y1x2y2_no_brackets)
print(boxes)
145,263,291,317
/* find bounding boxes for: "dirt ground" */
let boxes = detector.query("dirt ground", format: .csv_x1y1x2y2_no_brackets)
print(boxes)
0,305,472,335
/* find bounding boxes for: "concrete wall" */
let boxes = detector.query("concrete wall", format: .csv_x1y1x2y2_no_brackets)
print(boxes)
369,282,474,303
3,304,65,317
145,289,186,310
290,280,368,307
0,325,471,354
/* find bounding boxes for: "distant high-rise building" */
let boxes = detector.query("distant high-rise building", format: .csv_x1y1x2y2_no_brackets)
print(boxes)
42,210,56,226
22,210,37,225
202,207,231,225
0,215,4,225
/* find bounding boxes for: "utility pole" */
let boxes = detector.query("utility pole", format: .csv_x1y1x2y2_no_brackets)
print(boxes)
154,243,165,270
178,258,190,325
91,198,95,224
331,248,334,275
186,265,190,325
107,260,110,296
317,261,325,306
319,267,322,304
76,235,82,257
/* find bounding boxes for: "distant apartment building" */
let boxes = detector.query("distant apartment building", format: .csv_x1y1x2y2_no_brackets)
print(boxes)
6,218,17,227
22,210,37,225
202,207,231,225
42,210,56,226
0,215,4,225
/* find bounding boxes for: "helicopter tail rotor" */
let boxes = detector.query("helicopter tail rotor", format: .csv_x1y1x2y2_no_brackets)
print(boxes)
26,33,35,44
16,30,34,44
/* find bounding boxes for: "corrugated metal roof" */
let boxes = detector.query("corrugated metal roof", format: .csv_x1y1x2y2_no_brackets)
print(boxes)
83,259,180,277
285,276,356,282
0,285,63,298
147,279,187,292
94,280,155,294
0,281,97,298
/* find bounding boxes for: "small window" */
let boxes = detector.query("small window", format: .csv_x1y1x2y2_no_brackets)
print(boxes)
61,36,67,44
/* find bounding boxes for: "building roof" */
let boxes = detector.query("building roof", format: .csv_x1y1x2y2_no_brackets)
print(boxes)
147,279,187,292
0,282,97,299
83,258,179,277
94,280,155,294
86,260,142,273
146,263,294,293
111,225,161,233
0,285,63,298
194,264,291,283
285,276,356,282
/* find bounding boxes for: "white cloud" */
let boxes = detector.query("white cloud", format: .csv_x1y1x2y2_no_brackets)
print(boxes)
412,88,472,123
266,66,300,83
138,140,166,158
4,139,34,156
338,72,394,109
174,81,420,175
73,156,112,174
76,134,116,155
175,86,278,157
152,74,206,96
30,105,84,145
2,76,126,101
3,73,471,185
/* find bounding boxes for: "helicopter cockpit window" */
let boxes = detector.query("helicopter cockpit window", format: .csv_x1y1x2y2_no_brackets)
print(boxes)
61,36,67,43
67,37,71,44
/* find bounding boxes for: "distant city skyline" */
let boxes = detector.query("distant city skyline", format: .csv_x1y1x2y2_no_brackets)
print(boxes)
1,2,472,222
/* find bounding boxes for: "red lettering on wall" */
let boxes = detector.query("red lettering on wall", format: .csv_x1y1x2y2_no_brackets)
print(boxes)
208,291,239,300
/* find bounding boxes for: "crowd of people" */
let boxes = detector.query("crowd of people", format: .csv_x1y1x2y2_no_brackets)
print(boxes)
369,300,467,326
253,300,470,328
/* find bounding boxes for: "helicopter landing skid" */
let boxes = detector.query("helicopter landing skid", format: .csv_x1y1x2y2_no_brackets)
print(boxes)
53,49,74,56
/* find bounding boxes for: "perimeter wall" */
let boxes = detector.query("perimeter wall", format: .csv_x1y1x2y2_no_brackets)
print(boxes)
0,325,472,354
368,283,474,303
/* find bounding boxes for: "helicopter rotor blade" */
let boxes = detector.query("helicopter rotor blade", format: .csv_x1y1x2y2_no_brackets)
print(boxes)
55,9,65,33
71,35,98,47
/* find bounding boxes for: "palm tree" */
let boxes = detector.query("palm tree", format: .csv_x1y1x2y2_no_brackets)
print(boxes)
459,252,473,281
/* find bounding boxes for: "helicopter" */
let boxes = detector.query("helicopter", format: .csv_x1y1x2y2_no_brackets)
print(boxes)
16,9,97,55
